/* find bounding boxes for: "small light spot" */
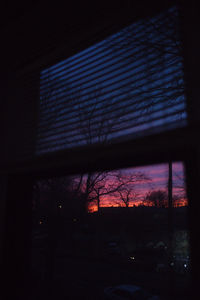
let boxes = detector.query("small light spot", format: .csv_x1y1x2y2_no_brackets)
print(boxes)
73,218,77,222
39,221,42,225
130,256,135,260
58,205,62,209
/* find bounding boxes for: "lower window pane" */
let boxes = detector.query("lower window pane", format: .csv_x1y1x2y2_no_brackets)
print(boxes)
31,162,190,299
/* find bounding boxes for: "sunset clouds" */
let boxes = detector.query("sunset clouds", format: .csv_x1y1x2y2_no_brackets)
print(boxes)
88,162,187,212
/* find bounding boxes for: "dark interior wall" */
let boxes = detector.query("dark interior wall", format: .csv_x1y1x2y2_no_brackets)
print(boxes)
1,175,33,300
1,1,175,70
180,2,200,130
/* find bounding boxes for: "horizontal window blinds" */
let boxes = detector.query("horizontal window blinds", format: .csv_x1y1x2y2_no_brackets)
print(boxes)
37,6,186,155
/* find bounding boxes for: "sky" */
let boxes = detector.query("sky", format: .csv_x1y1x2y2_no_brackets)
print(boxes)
88,161,187,212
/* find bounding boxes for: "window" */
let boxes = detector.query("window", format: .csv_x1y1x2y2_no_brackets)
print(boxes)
31,161,190,299
2,2,199,300
36,6,186,155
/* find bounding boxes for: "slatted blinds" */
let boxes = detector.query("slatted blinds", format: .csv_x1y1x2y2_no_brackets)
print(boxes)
37,6,186,155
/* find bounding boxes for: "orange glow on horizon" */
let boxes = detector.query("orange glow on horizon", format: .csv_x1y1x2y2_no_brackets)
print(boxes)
88,197,188,213
86,162,187,213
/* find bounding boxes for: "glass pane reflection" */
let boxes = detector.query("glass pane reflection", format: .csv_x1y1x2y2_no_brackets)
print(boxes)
31,162,190,299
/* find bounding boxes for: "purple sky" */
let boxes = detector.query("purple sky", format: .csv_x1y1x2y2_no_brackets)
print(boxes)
89,162,186,211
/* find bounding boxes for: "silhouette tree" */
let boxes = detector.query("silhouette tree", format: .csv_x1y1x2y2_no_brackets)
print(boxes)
105,6,185,135
112,171,149,207
173,166,187,206
145,189,168,208
70,170,148,212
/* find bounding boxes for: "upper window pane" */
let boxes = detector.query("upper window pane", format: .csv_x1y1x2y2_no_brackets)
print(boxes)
36,6,186,155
